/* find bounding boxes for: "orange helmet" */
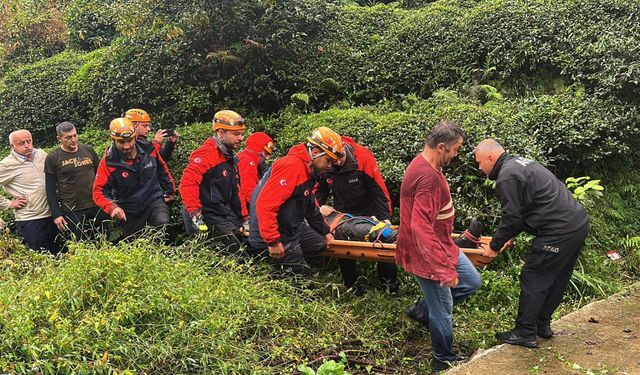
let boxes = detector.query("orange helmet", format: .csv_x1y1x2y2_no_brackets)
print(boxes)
307,127,344,161
212,110,246,131
264,140,276,155
109,118,136,140
125,108,151,124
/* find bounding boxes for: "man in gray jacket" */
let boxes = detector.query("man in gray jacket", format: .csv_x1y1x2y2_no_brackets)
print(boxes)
0,129,60,252
475,138,589,348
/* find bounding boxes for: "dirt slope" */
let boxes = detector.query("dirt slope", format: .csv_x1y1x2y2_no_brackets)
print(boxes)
447,283,640,375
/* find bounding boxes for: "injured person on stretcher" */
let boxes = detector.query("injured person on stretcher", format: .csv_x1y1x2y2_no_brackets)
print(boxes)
320,205,483,249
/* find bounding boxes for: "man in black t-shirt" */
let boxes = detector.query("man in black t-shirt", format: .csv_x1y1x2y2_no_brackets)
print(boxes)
45,121,103,241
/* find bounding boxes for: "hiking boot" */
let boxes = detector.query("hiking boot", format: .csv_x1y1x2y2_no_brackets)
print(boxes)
406,300,429,329
537,325,554,339
430,356,464,372
495,328,538,348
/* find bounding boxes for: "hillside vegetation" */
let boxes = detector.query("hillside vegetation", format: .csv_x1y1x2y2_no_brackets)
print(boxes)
1,0,639,373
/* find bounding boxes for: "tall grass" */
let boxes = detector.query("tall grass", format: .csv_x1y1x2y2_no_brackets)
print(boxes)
0,234,353,374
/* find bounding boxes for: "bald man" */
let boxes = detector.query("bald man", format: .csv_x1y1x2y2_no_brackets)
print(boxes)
475,138,589,348
0,130,61,252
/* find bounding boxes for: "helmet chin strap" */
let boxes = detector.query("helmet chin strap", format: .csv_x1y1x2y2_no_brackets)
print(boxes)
307,145,326,161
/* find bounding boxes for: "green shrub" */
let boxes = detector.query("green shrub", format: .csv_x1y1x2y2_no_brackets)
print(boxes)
0,0,69,73
297,0,640,107
65,0,118,51
0,50,91,144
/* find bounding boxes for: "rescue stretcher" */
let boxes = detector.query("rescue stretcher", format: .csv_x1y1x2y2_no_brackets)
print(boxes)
323,233,496,268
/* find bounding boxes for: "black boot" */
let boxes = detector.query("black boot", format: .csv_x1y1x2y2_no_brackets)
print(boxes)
537,324,554,339
406,300,429,329
430,357,452,371
495,328,538,348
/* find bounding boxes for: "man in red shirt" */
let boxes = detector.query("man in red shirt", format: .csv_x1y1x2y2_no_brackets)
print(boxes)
396,120,481,372
248,127,342,277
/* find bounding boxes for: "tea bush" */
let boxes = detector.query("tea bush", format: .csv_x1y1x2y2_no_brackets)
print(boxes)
0,50,92,144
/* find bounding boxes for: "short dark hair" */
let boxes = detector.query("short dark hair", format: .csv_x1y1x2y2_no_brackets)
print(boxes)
56,121,76,136
426,120,464,149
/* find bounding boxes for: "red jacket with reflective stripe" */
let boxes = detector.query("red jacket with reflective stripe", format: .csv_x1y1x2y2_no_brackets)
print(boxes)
93,141,175,217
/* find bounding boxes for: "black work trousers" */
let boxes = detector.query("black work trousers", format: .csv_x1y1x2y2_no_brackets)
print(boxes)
15,217,62,254
60,206,107,242
338,259,398,289
516,222,589,335
122,198,170,238
209,221,244,255
269,223,327,276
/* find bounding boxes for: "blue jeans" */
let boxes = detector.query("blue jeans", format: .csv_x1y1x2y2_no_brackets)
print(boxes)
414,252,481,362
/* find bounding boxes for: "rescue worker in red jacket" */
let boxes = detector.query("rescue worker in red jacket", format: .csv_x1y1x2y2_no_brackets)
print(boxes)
237,132,275,213
316,136,398,293
180,110,246,253
125,108,179,162
248,127,343,277
93,118,176,238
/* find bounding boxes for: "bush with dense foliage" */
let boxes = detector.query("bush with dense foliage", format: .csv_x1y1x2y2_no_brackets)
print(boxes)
0,0,69,73
0,51,92,143
3,0,640,134
299,0,640,107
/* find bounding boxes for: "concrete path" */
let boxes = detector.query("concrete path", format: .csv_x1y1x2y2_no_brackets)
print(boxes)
447,283,640,375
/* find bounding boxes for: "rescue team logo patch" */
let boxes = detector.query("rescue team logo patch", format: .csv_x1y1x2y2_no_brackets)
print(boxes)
122,171,129,178
279,179,287,186
304,189,310,196
223,170,229,177
250,161,256,166
194,157,202,163
327,178,334,185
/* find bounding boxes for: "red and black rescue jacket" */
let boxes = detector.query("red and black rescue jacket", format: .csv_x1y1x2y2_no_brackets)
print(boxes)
237,149,268,215
316,136,392,221
93,141,175,217
180,137,243,226
249,144,329,246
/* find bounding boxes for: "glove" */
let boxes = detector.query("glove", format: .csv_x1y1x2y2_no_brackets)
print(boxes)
191,213,209,240
240,220,250,237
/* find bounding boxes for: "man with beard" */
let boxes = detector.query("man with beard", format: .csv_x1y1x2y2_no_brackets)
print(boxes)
249,127,342,277
180,110,246,253
396,120,481,371
93,118,176,238
45,121,102,241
